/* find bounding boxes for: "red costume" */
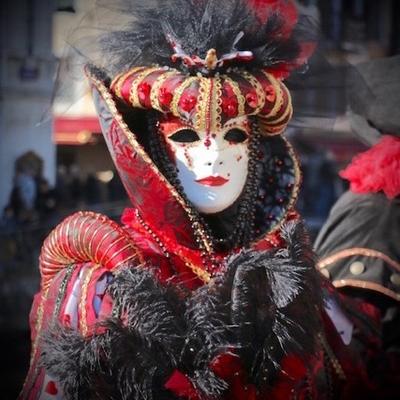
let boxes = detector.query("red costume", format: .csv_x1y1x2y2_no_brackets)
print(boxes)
20,1,396,399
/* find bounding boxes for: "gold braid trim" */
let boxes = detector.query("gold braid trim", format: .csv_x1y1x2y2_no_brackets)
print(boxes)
39,211,143,290
79,264,101,336
333,279,400,301
170,76,198,119
268,84,293,125
129,67,160,108
212,76,223,131
149,69,177,112
195,77,212,132
182,257,211,283
31,287,50,363
260,71,284,119
224,76,246,116
318,247,400,301
112,66,146,100
317,247,400,273
239,70,266,115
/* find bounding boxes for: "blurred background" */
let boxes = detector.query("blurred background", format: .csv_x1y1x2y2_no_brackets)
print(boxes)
0,0,399,398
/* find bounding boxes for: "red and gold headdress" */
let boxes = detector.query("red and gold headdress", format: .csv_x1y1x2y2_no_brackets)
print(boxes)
111,65,292,135
105,0,314,136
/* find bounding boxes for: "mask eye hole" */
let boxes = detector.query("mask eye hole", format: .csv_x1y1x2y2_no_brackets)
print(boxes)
224,128,249,143
168,129,200,143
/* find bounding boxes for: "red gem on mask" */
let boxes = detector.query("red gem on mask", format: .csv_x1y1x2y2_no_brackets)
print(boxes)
222,97,238,117
159,87,173,106
138,82,151,102
204,138,211,148
246,92,258,108
179,94,197,112
265,85,276,102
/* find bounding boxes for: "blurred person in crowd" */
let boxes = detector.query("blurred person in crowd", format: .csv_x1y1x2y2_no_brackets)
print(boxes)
67,164,83,208
315,56,400,394
84,173,102,205
0,205,18,231
5,151,44,223
293,137,338,224
55,165,69,209
35,178,58,220
319,0,395,57
107,171,127,203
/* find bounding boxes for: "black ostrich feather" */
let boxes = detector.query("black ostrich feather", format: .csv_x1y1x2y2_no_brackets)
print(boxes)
40,222,323,398
208,221,322,387
98,0,310,76
41,267,186,399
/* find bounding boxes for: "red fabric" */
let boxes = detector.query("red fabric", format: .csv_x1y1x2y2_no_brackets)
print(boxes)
39,211,140,290
340,135,400,199
164,370,199,400
122,206,284,289
267,355,308,400
45,381,58,395
210,353,242,380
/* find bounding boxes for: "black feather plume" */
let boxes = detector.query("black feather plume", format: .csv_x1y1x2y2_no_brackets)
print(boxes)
40,223,323,397
98,0,309,76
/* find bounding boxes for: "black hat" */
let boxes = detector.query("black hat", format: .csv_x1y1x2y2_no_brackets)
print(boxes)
348,55,400,145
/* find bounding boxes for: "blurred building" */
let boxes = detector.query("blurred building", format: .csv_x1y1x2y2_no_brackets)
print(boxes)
52,0,118,194
0,0,57,214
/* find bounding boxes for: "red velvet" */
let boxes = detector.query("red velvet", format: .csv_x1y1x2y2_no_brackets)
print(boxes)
340,135,400,199
210,353,242,380
164,370,199,400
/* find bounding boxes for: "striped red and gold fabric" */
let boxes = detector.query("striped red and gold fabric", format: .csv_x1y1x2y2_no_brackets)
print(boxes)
111,66,292,136
39,211,142,290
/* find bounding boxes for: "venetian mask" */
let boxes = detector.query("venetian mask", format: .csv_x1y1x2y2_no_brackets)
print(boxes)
159,115,251,214
111,64,293,214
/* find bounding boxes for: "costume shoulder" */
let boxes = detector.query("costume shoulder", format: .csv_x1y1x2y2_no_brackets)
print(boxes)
315,191,400,302
39,210,142,289
20,211,142,399
34,210,142,336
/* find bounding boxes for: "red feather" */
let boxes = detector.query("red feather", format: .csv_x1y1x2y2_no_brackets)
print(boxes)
247,0,298,37
267,42,316,79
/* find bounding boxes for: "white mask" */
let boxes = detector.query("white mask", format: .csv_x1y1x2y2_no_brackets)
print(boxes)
159,116,250,214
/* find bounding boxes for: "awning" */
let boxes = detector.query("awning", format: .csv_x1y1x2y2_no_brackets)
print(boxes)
53,116,101,145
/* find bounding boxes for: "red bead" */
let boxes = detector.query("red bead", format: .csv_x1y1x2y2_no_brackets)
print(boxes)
159,87,173,106
45,381,58,395
222,96,238,117
179,94,197,112
245,92,258,108
138,82,151,102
